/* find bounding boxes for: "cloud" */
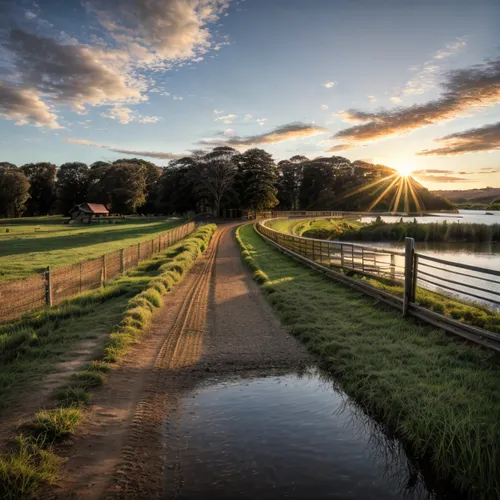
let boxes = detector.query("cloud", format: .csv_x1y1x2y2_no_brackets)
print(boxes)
324,144,353,152
329,57,500,148
0,82,61,128
404,37,467,96
244,114,253,121
213,109,224,115
65,138,185,159
390,96,402,103
418,122,500,156
198,122,327,148
321,104,329,110
86,0,231,61
7,29,144,114
414,174,470,183
0,1,231,127
322,81,336,88
100,106,161,124
173,95,184,100
368,95,377,103
256,118,268,126
215,113,237,124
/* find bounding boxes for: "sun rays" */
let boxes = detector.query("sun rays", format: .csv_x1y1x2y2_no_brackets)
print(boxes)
340,171,426,214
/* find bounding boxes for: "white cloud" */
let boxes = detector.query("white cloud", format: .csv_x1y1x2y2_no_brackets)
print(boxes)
322,81,336,89
368,95,377,103
256,118,267,126
215,113,237,124
244,114,253,121
321,104,329,110
173,95,184,100
100,106,161,124
223,128,235,136
214,109,224,115
390,96,402,103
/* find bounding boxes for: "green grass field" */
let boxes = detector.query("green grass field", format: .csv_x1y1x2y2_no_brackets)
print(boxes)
0,216,184,282
238,224,500,497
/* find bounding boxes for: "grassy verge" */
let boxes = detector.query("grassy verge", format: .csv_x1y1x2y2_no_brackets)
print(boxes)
0,224,216,498
237,223,500,498
0,217,185,282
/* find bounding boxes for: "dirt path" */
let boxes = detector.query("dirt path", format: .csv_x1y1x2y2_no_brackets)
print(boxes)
51,223,311,499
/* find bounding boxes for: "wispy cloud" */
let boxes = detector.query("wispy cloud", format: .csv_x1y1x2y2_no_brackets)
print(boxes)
100,106,161,124
403,37,467,96
418,122,500,156
322,81,336,88
198,122,327,148
65,138,185,159
329,57,500,149
215,113,237,124
367,95,377,103
321,104,329,110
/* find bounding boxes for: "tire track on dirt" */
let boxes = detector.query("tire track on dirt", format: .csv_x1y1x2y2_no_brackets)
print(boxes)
105,227,227,499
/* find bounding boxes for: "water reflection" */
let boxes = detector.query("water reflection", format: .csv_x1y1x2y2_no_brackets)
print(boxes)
166,368,460,499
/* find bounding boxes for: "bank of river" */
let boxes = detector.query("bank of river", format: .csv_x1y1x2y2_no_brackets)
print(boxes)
361,209,500,225
167,369,458,500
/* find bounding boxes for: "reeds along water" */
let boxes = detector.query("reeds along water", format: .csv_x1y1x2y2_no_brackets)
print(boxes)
340,221,500,243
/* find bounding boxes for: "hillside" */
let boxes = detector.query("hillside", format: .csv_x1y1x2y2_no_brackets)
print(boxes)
432,188,500,204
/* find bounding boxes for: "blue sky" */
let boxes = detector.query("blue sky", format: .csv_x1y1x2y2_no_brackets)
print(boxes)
0,0,499,190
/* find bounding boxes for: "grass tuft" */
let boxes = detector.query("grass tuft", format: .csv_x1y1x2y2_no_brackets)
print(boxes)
27,408,83,442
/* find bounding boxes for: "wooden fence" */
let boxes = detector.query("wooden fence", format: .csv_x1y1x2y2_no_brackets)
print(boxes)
0,221,196,322
256,219,500,352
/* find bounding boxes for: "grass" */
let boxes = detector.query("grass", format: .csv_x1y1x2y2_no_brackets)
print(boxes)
0,223,217,498
0,435,60,500
267,217,363,239
237,223,500,498
0,216,185,282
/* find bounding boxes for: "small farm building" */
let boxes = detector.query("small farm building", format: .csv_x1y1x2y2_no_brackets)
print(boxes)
69,203,109,224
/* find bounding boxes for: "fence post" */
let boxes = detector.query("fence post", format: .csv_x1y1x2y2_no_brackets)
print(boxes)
45,266,53,306
341,245,345,268
79,262,82,293
138,242,141,262
151,238,154,256
390,254,396,280
101,254,106,286
120,248,125,273
403,237,415,317
412,254,419,302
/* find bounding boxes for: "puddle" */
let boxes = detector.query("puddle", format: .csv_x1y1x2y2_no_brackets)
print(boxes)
167,368,458,499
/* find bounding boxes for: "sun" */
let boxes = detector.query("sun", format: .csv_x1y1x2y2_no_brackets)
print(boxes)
392,160,415,177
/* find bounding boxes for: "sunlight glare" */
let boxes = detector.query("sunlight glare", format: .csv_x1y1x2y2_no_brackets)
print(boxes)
392,160,415,177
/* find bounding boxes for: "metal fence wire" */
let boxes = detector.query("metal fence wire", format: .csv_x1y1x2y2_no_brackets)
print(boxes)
0,221,196,323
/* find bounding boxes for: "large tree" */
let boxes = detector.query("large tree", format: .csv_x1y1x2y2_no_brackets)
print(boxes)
236,148,278,214
114,158,162,214
0,168,30,217
20,162,57,215
188,147,238,216
88,161,148,213
276,155,307,210
157,161,197,214
56,162,89,215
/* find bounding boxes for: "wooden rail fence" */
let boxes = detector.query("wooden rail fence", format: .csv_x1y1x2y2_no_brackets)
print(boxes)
0,221,196,322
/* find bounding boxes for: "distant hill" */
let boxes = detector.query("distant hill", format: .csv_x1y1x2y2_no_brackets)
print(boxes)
432,188,500,204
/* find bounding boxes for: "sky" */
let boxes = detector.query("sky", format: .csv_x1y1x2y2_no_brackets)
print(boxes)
0,0,499,191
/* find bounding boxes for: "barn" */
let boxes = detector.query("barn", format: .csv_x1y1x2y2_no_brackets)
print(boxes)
69,203,109,224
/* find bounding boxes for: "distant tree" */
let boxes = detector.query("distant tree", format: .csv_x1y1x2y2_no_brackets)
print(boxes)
0,168,30,217
0,162,18,170
88,161,148,213
114,158,162,214
157,161,197,214
235,148,278,214
56,162,89,215
189,147,238,216
20,162,56,215
276,155,307,210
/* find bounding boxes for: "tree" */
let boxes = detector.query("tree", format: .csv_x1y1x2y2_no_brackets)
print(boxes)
114,158,162,214
157,162,197,214
276,155,307,210
0,168,30,217
236,148,278,213
189,147,238,216
20,162,56,215
56,162,89,215
88,162,148,213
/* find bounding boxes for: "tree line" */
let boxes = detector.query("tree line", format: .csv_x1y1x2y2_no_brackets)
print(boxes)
0,147,453,218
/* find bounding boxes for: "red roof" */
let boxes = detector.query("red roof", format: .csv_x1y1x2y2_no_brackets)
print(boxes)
82,203,109,214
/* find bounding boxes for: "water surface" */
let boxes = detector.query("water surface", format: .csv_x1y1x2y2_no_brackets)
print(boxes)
168,369,456,499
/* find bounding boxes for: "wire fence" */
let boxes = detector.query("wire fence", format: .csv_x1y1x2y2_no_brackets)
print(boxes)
257,219,500,351
0,221,196,323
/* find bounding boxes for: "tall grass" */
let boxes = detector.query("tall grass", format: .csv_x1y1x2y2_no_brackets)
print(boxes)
237,223,500,498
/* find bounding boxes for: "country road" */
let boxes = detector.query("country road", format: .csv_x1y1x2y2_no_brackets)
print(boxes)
53,223,311,499
51,223,441,500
